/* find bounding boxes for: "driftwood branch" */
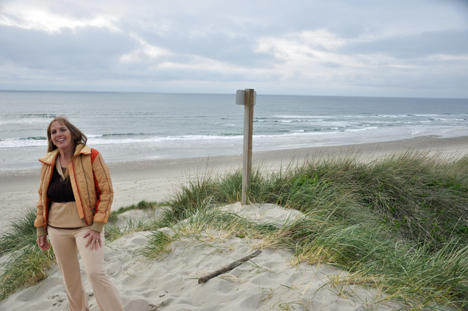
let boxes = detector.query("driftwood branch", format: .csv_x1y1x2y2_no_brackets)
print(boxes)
198,250,262,284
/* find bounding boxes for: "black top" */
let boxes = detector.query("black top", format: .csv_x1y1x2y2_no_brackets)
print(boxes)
47,165,75,203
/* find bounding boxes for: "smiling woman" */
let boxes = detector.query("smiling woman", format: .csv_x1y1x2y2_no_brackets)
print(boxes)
34,116,124,311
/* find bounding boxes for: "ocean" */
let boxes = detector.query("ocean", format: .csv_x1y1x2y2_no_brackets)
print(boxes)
1,91,467,171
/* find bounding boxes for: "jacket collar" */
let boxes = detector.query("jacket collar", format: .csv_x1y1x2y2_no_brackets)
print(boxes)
39,144,91,165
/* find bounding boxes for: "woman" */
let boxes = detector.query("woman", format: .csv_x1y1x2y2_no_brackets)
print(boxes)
35,116,124,311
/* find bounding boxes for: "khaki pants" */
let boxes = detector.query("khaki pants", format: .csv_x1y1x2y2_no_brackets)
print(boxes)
48,226,124,311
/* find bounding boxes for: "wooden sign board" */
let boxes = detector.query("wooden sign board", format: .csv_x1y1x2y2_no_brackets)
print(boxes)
236,90,256,106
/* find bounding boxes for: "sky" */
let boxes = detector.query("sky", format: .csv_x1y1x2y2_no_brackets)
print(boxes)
0,0,467,98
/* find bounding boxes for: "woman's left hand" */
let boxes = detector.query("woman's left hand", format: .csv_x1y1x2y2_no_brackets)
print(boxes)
84,229,102,251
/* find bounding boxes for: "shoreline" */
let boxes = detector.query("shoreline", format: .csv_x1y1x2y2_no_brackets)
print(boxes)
1,135,467,234
4,134,467,176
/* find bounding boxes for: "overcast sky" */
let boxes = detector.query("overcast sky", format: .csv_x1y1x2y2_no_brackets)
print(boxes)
0,0,467,98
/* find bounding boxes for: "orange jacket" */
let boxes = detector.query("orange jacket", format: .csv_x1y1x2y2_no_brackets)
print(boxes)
34,144,113,234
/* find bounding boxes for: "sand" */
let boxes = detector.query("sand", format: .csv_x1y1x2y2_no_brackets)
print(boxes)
0,136,467,310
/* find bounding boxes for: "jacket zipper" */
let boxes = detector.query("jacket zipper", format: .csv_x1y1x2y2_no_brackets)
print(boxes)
71,154,89,226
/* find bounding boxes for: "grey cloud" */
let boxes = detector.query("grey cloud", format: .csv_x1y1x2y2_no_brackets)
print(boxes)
320,62,342,68
117,11,281,67
343,30,468,58
0,25,137,74
137,31,277,68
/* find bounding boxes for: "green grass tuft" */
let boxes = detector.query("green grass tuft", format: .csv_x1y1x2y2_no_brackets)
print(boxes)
139,231,174,259
0,209,55,300
107,200,162,224
0,209,38,255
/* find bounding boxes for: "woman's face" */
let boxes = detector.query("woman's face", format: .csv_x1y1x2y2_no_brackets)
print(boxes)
50,121,73,152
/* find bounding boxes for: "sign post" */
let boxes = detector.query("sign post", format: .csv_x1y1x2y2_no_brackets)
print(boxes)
236,89,256,205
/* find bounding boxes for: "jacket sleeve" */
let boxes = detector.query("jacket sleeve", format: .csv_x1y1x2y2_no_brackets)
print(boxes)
90,152,114,232
35,164,48,236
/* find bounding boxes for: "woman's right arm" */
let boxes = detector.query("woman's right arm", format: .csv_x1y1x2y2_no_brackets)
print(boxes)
36,191,51,250
35,165,50,249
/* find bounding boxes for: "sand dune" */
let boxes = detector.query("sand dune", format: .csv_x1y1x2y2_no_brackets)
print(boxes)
0,203,404,311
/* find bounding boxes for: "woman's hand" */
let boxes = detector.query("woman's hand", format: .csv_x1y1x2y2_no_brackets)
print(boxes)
84,229,102,251
37,236,51,251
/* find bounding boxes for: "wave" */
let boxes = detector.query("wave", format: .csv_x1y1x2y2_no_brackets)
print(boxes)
91,135,245,144
87,133,150,138
19,113,57,118
344,127,379,133
0,138,48,148
2,132,333,148
413,114,451,117
0,129,386,148
101,133,150,137
20,136,47,140
271,115,325,119
87,134,103,138
269,113,467,120
0,118,50,125
0,134,242,148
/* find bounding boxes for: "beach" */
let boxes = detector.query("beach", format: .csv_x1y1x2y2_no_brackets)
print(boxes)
1,135,467,311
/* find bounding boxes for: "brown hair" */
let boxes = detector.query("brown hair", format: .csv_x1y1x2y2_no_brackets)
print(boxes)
46,116,87,153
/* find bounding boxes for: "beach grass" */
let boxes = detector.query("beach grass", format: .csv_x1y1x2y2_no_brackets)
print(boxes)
105,200,163,241
0,210,55,300
146,150,468,310
107,200,162,224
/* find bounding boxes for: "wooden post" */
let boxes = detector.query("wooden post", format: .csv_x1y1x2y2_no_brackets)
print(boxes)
242,89,255,205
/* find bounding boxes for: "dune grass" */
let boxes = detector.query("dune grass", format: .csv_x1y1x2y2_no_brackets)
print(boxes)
147,150,468,310
0,210,55,300
104,200,163,241
106,200,162,224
